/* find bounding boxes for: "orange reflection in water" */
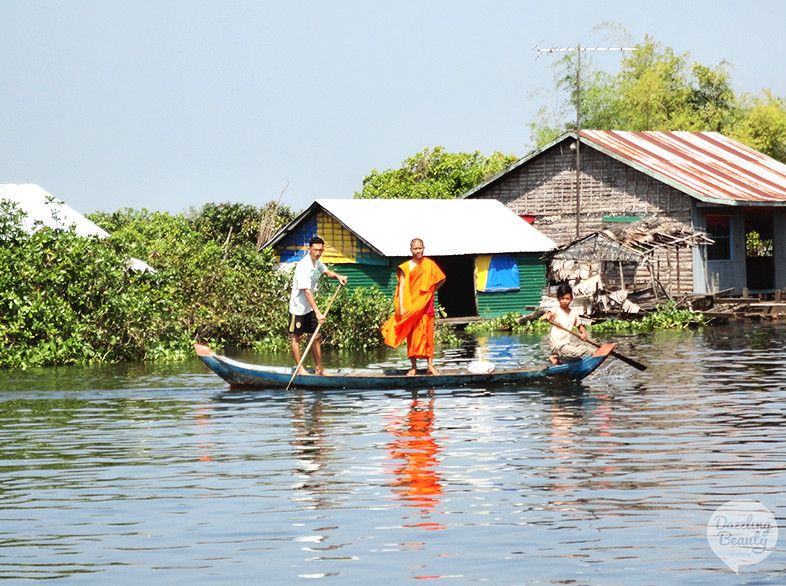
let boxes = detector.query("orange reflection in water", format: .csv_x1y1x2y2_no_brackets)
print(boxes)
386,394,445,531
194,404,214,462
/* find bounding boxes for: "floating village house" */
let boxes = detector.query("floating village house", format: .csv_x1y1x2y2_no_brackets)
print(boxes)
264,199,556,319
462,130,786,296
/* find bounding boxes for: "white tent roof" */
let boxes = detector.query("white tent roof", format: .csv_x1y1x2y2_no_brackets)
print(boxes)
1,183,156,272
0,183,109,237
312,199,556,257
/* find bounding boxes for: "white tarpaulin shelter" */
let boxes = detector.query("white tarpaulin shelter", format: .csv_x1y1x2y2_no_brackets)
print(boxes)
0,183,155,272
0,183,110,237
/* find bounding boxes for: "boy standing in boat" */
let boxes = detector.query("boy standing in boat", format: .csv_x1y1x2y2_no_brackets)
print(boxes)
289,237,347,375
541,283,592,364
381,238,446,376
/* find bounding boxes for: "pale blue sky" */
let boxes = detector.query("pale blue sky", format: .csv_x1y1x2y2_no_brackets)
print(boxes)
2,0,785,215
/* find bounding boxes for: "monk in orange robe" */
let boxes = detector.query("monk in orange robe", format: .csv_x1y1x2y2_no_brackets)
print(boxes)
382,238,446,375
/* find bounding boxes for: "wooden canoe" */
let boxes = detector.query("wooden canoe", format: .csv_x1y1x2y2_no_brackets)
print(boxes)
194,342,614,390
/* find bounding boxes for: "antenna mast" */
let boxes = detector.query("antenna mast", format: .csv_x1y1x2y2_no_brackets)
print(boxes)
536,43,634,238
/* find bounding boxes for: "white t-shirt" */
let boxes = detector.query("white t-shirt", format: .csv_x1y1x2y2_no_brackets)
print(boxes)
289,255,327,315
549,306,580,349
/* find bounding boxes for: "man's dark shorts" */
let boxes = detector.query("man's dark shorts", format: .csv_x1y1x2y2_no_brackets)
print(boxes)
288,311,318,336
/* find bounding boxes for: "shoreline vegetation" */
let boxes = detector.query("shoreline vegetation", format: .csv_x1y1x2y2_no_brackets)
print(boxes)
465,303,713,336
0,200,712,370
0,200,399,369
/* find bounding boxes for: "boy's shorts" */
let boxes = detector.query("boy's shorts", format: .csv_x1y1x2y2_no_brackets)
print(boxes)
289,311,318,336
552,341,593,363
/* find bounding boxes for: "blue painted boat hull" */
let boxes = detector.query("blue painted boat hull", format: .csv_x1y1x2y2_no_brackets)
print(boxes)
194,343,614,390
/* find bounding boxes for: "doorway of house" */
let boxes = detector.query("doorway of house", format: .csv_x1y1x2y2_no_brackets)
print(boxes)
745,211,774,291
432,256,477,318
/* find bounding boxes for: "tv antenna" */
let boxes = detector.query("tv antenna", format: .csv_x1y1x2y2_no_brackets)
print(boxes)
535,43,635,238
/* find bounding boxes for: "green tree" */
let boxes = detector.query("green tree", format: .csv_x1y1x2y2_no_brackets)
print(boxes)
679,62,736,131
729,90,786,161
617,38,691,130
354,146,518,199
190,201,296,247
527,51,621,147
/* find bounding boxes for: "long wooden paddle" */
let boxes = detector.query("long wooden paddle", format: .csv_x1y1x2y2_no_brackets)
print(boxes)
547,318,648,371
286,283,343,390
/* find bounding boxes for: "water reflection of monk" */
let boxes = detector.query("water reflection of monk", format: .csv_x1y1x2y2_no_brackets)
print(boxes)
386,394,445,529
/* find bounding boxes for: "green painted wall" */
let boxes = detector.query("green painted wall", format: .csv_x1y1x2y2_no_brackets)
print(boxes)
322,252,546,319
322,259,400,295
476,253,546,318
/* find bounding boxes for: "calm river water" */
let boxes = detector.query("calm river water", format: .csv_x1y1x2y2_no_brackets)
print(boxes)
1,321,785,584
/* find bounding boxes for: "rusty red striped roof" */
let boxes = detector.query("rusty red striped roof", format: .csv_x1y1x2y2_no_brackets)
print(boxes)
580,130,786,205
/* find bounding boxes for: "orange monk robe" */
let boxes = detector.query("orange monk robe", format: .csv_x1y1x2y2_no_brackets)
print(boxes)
381,257,446,358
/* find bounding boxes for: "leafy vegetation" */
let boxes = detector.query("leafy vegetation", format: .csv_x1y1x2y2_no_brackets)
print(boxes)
1,202,185,368
0,201,295,368
466,303,711,336
88,205,295,348
466,313,549,335
253,283,395,354
746,230,773,257
590,302,712,332
354,146,518,200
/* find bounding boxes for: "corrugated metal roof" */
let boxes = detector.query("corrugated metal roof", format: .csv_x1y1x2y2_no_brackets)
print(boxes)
271,199,556,257
580,130,786,205
0,183,110,237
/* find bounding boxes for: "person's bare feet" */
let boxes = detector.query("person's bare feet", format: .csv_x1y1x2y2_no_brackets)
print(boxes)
427,366,440,376
406,368,417,376
315,368,331,376
295,368,310,376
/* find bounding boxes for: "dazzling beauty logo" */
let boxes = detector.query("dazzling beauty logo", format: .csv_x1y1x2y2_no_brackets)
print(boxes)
707,500,778,573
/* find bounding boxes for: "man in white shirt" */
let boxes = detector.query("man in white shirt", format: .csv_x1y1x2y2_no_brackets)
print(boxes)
289,236,347,375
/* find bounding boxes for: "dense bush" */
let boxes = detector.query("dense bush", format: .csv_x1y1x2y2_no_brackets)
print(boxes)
0,202,294,368
315,283,393,352
90,207,293,349
186,201,296,248
250,282,395,354
0,203,188,368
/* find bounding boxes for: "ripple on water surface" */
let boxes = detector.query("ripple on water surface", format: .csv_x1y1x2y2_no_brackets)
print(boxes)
0,322,785,582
